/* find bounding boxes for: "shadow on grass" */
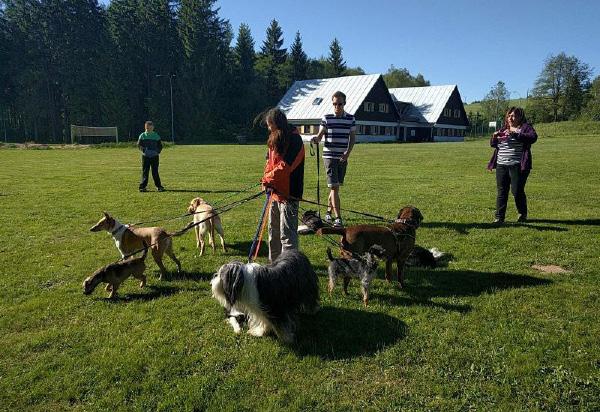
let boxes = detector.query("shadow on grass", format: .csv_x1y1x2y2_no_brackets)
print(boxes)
404,268,552,300
422,221,568,234
526,218,600,226
293,306,406,360
159,188,242,194
226,241,269,258
98,284,180,302
168,269,214,282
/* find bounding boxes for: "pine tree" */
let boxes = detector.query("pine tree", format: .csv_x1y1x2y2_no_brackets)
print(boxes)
327,38,346,77
235,23,255,85
289,31,308,81
257,19,287,104
233,23,259,128
261,19,286,65
178,0,233,140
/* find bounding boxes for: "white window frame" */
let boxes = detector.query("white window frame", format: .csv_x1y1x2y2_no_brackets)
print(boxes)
378,103,389,113
454,109,460,118
364,102,375,112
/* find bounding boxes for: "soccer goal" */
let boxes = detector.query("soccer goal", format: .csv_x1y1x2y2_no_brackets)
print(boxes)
70,125,119,144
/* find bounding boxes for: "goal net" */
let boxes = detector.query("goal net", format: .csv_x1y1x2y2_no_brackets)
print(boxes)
70,125,119,144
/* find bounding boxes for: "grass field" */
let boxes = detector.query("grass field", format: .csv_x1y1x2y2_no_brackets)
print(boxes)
1,127,599,411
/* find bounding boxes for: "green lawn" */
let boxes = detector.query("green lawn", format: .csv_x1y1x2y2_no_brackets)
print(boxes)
1,129,599,411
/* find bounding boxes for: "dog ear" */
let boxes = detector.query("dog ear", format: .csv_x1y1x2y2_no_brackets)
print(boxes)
103,211,110,219
222,264,244,305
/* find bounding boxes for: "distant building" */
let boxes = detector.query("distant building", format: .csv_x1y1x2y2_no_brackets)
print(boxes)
277,74,399,143
389,85,469,142
278,74,469,143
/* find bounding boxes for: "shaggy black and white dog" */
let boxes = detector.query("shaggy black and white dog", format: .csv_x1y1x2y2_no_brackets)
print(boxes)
211,250,320,343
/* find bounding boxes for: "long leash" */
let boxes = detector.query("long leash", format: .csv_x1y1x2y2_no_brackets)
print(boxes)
247,191,273,263
309,141,321,218
129,182,262,226
120,190,264,260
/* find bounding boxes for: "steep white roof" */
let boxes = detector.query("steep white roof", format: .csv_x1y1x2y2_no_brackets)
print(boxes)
277,74,381,120
389,85,457,124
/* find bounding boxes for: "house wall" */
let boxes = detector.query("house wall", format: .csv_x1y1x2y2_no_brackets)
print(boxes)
435,88,470,127
353,77,399,123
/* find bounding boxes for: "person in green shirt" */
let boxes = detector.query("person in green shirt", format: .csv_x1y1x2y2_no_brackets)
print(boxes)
138,120,164,192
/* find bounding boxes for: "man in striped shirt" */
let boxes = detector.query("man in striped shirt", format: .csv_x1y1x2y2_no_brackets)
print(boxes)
311,91,356,227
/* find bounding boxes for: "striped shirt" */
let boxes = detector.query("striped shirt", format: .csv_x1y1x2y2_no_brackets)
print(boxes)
497,131,524,166
320,112,356,159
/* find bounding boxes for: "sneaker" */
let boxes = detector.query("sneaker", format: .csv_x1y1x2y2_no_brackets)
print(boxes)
492,218,504,225
157,187,165,192
517,214,527,223
139,188,147,192
324,213,332,224
333,218,343,228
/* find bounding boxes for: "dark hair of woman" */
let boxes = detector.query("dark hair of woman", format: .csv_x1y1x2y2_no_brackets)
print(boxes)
264,108,291,155
503,106,527,129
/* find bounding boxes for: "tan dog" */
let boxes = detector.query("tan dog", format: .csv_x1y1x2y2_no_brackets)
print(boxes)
90,212,182,279
83,244,148,299
318,206,423,288
187,197,226,256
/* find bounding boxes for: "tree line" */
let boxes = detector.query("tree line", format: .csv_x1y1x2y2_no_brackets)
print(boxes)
473,52,600,129
0,0,428,144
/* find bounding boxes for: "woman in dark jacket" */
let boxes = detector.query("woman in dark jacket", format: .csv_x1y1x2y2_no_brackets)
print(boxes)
488,107,538,224
261,108,305,261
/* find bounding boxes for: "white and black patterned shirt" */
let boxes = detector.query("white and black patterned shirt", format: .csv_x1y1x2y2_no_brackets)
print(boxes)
497,132,524,166
320,112,356,159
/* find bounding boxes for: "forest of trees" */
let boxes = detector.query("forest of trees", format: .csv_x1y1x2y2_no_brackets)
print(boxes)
0,0,429,143
475,53,599,128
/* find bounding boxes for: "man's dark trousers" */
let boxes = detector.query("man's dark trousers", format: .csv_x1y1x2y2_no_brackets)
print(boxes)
140,155,162,189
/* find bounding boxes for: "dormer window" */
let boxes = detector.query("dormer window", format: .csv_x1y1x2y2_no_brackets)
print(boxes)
312,97,323,105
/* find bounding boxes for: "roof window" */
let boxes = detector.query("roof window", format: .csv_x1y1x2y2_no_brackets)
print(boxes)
312,97,323,105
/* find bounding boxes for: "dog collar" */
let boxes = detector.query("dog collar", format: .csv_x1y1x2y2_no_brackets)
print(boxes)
111,223,127,236
395,218,418,228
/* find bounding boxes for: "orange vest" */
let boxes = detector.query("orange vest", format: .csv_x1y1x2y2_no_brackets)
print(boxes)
262,138,305,202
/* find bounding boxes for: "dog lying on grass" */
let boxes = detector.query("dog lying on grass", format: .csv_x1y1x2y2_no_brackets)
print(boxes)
90,212,182,279
211,250,320,343
187,197,226,256
406,246,448,268
326,245,386,306
318,206,423,288
83,244,148,299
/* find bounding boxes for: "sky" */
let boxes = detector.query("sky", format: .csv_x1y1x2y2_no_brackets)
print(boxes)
101,0,600,102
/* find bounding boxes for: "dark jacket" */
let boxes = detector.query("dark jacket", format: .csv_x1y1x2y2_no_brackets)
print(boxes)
262,126,305,202
487,122,537,171
138,131,163,158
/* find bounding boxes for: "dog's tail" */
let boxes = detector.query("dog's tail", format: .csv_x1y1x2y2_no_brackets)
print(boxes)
326,247,335,262
317,227,346,235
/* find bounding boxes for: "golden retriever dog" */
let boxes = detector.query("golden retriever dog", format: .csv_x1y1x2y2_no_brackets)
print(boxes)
90,212,182,279
187,197,226,256
318,206,423,288
83,244,148,299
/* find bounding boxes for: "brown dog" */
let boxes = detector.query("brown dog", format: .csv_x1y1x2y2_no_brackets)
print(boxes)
318,206,423,287
90,212,182,279
187,197,226,256
83,244,148,299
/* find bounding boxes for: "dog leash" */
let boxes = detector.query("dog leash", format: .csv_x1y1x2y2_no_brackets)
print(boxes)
128,182,263,226
248,190,273,263
309,141,321,218
119,191,265,260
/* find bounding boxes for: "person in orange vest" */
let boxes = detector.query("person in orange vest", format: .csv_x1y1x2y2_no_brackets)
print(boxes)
261,108,305,262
